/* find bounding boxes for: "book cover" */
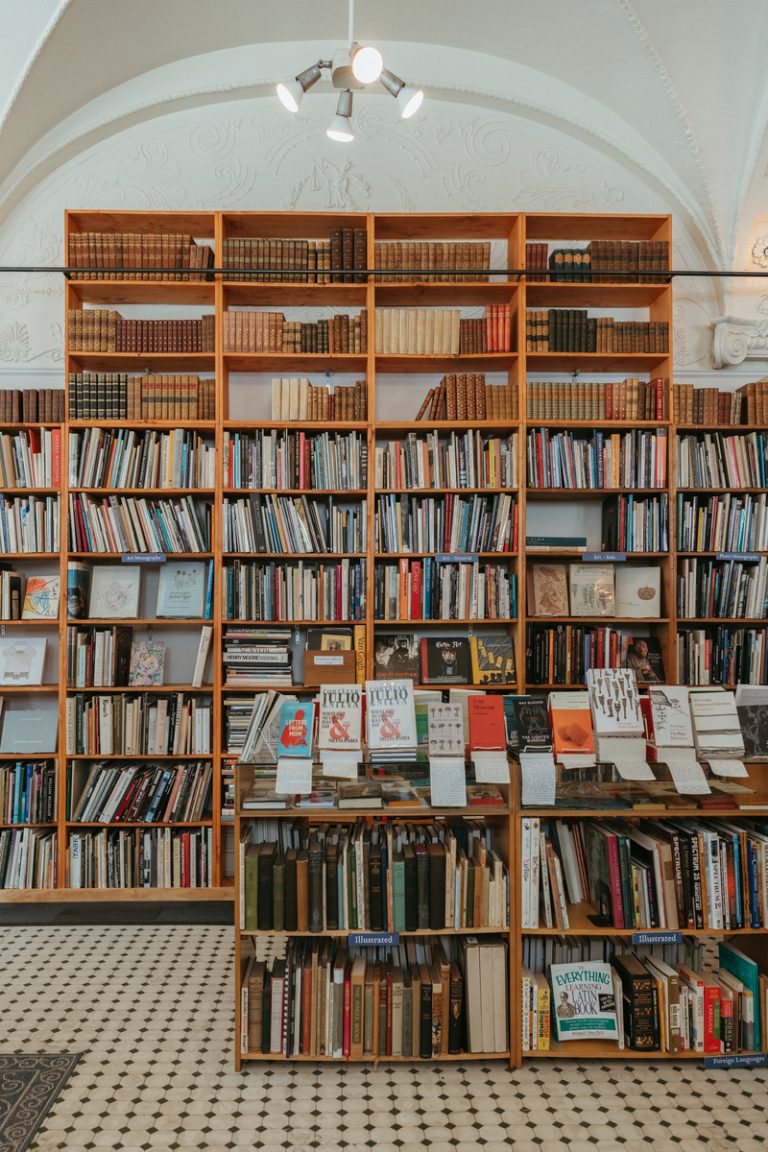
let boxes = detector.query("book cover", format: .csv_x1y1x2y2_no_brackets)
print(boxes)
648,686,693,746
89,565,140,620
615,565,661,619
0,704,58,753
420,637,471,684
128,639,166,687
514,698,553,752
549,691,595,756
365,680,417,750
276,700,315,759
373,634,419,680
0,637,47,686
718,942,761,1050
549,961,619,1041
736,704,768,761
469,633,516,685
307,627,353,651
586,668,643,735
338,781,383,809
67,562,91,620
426,703,465,758
568,564,615,617
156,561,206,618
21,575,60,620
317,684,363,752
467,696,506,751
527,564,569,616
624,636,665,684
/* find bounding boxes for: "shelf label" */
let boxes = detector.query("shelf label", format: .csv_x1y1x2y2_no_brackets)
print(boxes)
631,931,683,945
716,552,760,563
121,553,166,564
582,552,626,562
705,1054,768,1069
348,932,399,947
435,553,479,564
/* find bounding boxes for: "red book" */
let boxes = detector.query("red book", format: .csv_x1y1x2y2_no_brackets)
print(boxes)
703,980,721,1053
410,560,422,620
467,695,506,750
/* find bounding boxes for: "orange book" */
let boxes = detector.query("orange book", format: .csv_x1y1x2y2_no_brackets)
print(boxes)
548,691,595,759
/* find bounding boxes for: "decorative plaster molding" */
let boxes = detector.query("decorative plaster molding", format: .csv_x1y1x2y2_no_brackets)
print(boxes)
752,235,768,268
713,314,768,368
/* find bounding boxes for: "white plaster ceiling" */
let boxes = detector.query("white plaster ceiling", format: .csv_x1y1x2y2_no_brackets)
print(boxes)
0,0,766,273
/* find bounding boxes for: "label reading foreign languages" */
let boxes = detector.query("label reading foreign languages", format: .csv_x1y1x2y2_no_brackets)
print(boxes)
582,552,626,562
121,553,166,564
631,931,683,945
716,552,760,563
435,554,479,564
348,933,400,947
705,1054,768,1069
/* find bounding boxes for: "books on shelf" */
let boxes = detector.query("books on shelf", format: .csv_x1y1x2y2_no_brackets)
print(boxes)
65,692,212,756
527,378,667,422
223,627,293,688
373,240,491,282
375,559,516,622
69,428,215,489
67,310,215,353
0,828,57,890
267,378,367,422
222,311,366,353
413,376,517,422
68,373,215,421
222,230,366,283
375,430,517,490
68,232,214,280
69,826,213,889
677,431,767,489
677,557,768,620
222,494,366,555
0,761,56,824
224,429,367,490
222,558,365,623
526,310,667,353
276,700,315,758
676,492,768,553
375,494,517,555
67,625,134,687
0,428,62,488
375,306,511,354
527,427,667,489
677,626,767,687
0,495,59,553
527,561,663,621
674,380,768,426
688,688,745,759
0,387,64,423
524,239,669,283
602,493,669,552
68,759,212,823
526,624,665,685
69,493,210,554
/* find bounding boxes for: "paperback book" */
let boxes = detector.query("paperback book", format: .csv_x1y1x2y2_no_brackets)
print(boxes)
317,684,363,752
419,637,471,684
365,679,417,753
276,700,315,759
549,961,619,1041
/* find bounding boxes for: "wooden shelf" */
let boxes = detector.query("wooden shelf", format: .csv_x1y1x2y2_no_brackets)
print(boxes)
67,754,214,761
526,487,666,497
0,618,61,626
66,820,213,828
526,352,668,371
523,901,763,937
69,420,216,430
376,420,517,432
224,353,366,372
68,552,214,559
524,1042,698,1061
223,420,367,431
0,886,232,903
223,283,367,306
526,419,670,430
67,280,215,305
375,353,516,372
68,352,215,371
71,487,215,496
375,282,518,305
66,684,212,693
525,282,668,307
223,488,367,497
374,618,516,626
68,618,213,626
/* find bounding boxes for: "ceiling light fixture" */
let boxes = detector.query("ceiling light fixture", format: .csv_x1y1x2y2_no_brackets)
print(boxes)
276,0,424,140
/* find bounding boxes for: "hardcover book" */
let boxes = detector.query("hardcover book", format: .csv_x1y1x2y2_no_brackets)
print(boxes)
469,633,516,685
128,639,166,687
549,961,619,1041
586,668,643,735
0,704,58,753
549,691,595,757
276,700,315,759
365,679,417,751
307,627,353,651
373,634,419,679
0,637,47,686
89,565,140,620
156,561,206,618
624,636,665,684
648,685,693,746
21,575,59,620
527,564,569,617
317,684,363,752
513,697,553,753
426,703,465,758
67,562,91,620
337,781,383,809
467,696,507,751
419,637,471,684
568,564,615,617
614,565,661,619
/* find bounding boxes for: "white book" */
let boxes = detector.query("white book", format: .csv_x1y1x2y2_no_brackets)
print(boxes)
586,667,643,735
0,637,47,686
614,564,661,618
191,625,213,688
317,684,362,752
365,679,416,750
89,565,140,619
648,686,693,746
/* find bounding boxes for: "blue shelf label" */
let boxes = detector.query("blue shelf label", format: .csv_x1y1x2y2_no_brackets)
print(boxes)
348,932,400,947
435,554,479,564
583,552,626,562
716,552,760,563
631,931,683,945
705,1054,768,1069
121,553,167,564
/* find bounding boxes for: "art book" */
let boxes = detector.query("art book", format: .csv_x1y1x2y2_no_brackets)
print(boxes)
735,685,768,761
276,700,315,758
624,636,665,684
467,696,507,751
0,637,47,686
89,565,140,620
648,685,694,746
373,633,419,679
568,564,615,617
615,565,661,618
156,561,206,618
513,697,553,753
419,637,471,684
469,633,516,685
67,562,91,620
427,702,465,758
586,668,643,735
128,639,166,687
317,684,362,752
549,691,595,757
526,563,569,617
549,961,619,1041
365,679,417,751
21,575,59,620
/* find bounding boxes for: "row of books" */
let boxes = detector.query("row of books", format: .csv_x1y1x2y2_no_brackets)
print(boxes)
526,427,668,489
676,492,768,554
374,306,512,354
526,310,669,354
0,387,64,423
222,494,365,555
69,826,213,888
527,561,661,621
221,560,366,629
67,373,215,422
240,935,508,1057
0,828,56,889
222,311,367,354
677,431,768,490
0,762,56,825
414,376,516,422
68,760,212,824
374,431,517,491
0,569,57,621
373,560,516,622
526,377,667,422
223,430,367,491
269,377,367,422
600,492,669,552
374,492,517,555
68,232,214,280
677,557,768,620
64,693,213,756
674,380,768,426
68,493,211,553
0,428,62,489
0,495,59,553
677,627,768,688
525,624,663,685
67,310,216,353
373,240,492,282
525,239,669,283
69,428,216,490
66,625,211,690
66,560,213,622
239,819,508,932
223,629,294,691
221,231,366,282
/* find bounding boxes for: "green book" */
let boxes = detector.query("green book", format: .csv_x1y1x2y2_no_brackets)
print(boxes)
272,853,285,932
392,854,406,932
719,942,760,1050
244,845,259,931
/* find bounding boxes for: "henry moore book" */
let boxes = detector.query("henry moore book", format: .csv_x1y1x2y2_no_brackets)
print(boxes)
615,565,661,619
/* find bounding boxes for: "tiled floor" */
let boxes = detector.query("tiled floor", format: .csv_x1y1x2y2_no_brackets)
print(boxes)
3,924,768,1151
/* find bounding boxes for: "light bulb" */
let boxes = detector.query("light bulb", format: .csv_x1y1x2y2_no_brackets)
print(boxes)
352,44,383,84
397,85,424,119
327,116,354,142
276,81,303,113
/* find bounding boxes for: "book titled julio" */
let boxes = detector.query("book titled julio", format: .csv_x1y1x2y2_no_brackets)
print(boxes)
549,962,619,1042
276,700,315,759
317,684,362,752
364,679,417,750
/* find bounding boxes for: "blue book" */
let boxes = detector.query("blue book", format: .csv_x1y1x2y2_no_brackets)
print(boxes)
204,559,214,620
719,941,761,1050
276,700,315,759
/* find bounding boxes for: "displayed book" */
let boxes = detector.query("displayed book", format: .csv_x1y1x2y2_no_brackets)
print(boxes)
586,668,643,735
735,685,768,761
549,961,619,1042
719,942,761,1051
365,679,417,757
21,575,59,620
67,562,91,620
614,565,661,618
647,685,694,747
689,688,745,759
317,684,363,753
513,697,553,753
467,696,506,751
156,561,207,618
191,625,213,688
469,634,516,685
419,637,471,684
527,564,569,617
427,702,465,758
373,634,420,680
88,565,140,619
568,564,615,617
613,952,660,1051
128,639,166,687
624,636,665,684
549,691,594,759
337,781,384,809
240,782,289,810
0,637,47,686
276,700,315,759
0,704,58,753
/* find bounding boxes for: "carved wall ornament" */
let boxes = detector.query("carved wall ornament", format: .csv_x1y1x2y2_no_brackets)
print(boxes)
712,315,768,368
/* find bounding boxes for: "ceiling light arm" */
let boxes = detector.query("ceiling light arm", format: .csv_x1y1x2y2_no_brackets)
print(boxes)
348,0,355,50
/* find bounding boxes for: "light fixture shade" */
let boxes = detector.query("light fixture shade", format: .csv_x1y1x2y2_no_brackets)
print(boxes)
397,85,424,119
276,63,323,113
327,90,354,142
351,44,383,84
